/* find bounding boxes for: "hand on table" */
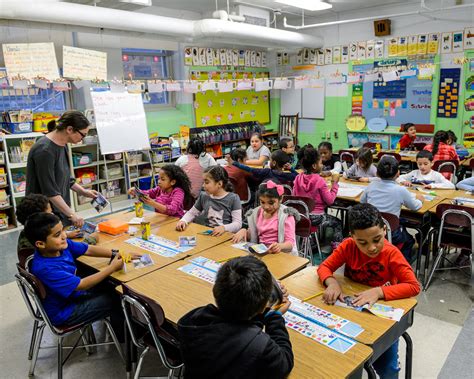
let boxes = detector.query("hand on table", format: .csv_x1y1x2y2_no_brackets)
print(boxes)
423,184,433,189
359,177,370,183
232,229,247,243
66,229,82,239
267,242,282,254
110,254,124,272
402,181,412,187
276,284,291,314
351,287,383,307
211,226,226,236
323,281,344,305
176,220,187,231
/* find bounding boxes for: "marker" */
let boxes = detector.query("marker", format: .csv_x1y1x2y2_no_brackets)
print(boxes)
303,291,324,302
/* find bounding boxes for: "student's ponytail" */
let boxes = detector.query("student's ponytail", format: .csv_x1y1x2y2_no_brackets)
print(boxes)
47,120,56,133
204,166,234,192
431,130,449,157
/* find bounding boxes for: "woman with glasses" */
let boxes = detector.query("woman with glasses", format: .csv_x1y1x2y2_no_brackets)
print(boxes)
26,110,98,227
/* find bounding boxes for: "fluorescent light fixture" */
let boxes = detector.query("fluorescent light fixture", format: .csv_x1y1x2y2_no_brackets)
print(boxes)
274,0,332,11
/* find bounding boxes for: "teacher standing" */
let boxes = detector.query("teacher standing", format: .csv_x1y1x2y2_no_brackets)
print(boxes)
26,111,98,227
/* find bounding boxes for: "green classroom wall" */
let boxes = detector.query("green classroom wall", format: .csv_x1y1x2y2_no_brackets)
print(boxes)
146,52,471,150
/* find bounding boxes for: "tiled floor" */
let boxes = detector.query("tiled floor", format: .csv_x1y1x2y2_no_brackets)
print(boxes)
1,227,472,378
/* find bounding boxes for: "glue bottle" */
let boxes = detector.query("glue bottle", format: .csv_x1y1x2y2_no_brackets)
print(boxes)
395,142,401,153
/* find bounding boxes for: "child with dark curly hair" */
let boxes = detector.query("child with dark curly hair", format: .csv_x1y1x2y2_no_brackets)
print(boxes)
318,203,420,379
129,164,192,218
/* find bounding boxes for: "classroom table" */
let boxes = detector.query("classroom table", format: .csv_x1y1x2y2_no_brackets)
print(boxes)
77,217,232,283
344,148,417,163
120,260,373,379
282,267,417,379
185,240,310,280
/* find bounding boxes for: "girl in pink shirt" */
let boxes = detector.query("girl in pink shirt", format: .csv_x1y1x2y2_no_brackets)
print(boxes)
129,164,191,218
292,145,343,250
233,181,298,255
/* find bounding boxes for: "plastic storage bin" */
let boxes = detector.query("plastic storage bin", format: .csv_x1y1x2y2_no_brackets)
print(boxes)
72,153,93,166
1,122,33,134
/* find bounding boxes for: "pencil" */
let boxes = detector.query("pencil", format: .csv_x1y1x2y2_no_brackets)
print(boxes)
303,291,324,302
216,256,240,263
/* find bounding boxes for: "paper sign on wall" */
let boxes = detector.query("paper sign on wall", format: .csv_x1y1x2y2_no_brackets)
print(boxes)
324,48,333,65
63,46,107,81
341,45,349,63
407,35,418,56
357,41,367,60
452,31,464,52
398,37,407,56
388,38,398,57
464,27,474,50
332,46,341,64
349,43,358,61
317,49,325,65
3,42,59,80
366,41,375,59
374,40,384,59
441,32,453,53
418,34,428,54
428,33,440,54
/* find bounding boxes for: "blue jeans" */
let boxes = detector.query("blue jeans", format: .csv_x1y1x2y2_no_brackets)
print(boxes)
373,340,400,379
392,227,415,263
65,290,124,341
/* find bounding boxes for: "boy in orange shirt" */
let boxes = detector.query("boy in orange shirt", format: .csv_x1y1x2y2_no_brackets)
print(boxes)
317,203,420,378
398,123,416,150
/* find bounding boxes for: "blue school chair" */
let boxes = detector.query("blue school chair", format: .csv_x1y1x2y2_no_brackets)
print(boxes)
15,265,123,379
424,204,473,290
121,284,184,379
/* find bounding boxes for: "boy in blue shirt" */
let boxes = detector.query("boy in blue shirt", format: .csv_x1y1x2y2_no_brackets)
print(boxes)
361,156,423,262
24,212,139,331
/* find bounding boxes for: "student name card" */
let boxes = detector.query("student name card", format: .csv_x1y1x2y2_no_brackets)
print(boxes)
63,46,107,81
2,43,59,80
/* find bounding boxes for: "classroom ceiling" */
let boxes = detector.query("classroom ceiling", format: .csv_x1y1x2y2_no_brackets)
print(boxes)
148,0,421,17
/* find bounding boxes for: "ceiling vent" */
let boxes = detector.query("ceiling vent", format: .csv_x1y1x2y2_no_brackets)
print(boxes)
64,0,151,11
236,5,270,28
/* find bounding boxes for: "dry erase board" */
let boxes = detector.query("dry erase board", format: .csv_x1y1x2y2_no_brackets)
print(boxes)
91,91,150,154
280,87,325,119
353,58,434,126
193,71,270,127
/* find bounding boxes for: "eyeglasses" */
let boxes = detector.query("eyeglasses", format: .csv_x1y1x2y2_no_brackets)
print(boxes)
75,129,87,139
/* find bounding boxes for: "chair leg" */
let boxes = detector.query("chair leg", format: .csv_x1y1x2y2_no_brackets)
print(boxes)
104,319,125,362
57,336,63,379
29,323,45,377
28,319,39,360
424,247,445,291
133,346,149,379
313,233,322,262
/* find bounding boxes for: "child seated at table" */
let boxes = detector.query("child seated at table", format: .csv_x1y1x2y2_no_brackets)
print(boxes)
397,151,454,189
129,164,192,218
228,150,298,185
343,147,377,182
25,212,138,335
279,137,297,169
175,138,217,197
398,123,417,150
424,130,459,165
178,255,294,379
246,132,271,166
176,165,242,236
233,181,298,255
292,145,343,252
224,148,253,202
317,203,420,379
318,141,342,177
361,156,423,262
457,176,474,192
16,194,98,254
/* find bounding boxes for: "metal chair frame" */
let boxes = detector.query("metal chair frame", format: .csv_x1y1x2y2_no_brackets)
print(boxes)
437,162,458,185
424,208,473,290
121,295,184,379
15,272,123,378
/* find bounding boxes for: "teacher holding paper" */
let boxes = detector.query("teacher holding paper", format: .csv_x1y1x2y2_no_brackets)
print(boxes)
26,111,98,227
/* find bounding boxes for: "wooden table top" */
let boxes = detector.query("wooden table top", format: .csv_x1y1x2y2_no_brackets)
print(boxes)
185,241,309,280
344,148,417,163
121,261,372,379
281,267,417,346
78,216,231,283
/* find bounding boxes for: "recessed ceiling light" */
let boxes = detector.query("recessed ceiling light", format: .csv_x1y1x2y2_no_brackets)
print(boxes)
274,0,333,11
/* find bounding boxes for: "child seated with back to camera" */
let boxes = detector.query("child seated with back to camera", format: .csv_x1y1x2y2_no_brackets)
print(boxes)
178,255,294,379
175,138,216,198
397,150,454,189
176,165,242,236
361,156,423,262
16,194,99,254
224,148,253,202
317,203,420,379
233,181,298,255
227,150,298,185
343,147,377,182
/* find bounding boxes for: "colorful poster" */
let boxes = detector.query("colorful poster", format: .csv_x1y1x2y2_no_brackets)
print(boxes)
452,31,464,52
464,27,474,50
407,35,418,56
317,49,325,65
309,48,317,64
324,48,333,65
366,40,375,59
374,40,384,59
184,47,193,66
349,42,358,61
428,33,440,55
441,32,453,54
332,46,341,64
417,35,428,55
341,45,349,63
388,38,398,57
357,41,367,60
437,68,461,118
398,37,407,56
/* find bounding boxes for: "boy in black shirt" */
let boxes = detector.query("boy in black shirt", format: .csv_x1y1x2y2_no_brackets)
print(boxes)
177,256,294,379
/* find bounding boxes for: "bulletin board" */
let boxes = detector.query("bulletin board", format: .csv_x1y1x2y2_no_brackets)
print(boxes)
353,58,434,126
437,68,461,118
192,71,270,127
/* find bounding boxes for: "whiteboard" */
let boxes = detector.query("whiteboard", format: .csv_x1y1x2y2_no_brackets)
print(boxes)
280,88,301,115
91,92,150,154
302,87,325,119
